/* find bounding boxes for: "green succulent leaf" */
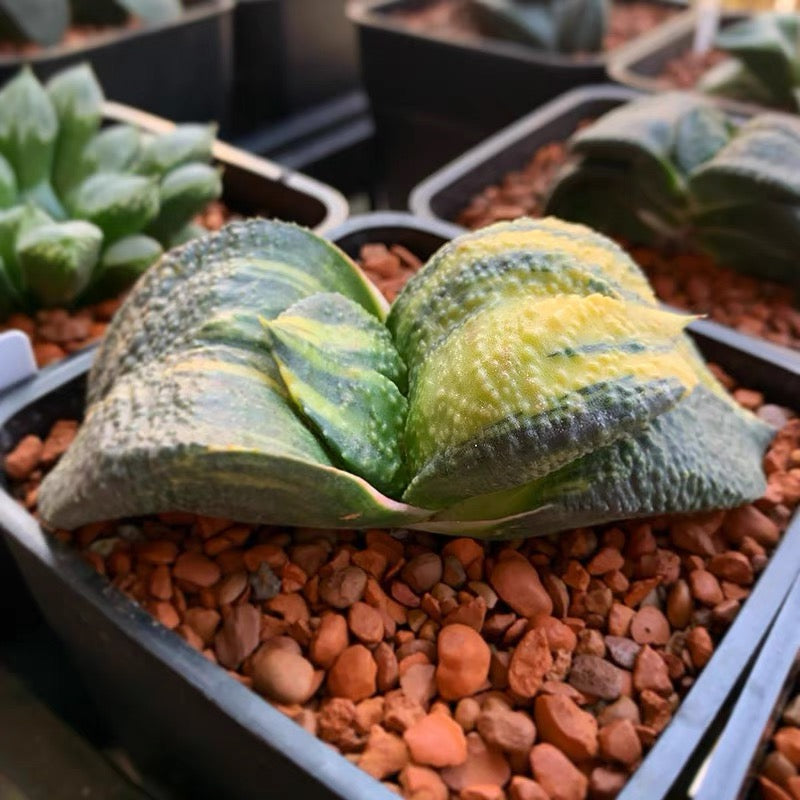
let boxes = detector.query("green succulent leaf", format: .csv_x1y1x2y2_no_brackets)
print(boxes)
147,162,222,243
80,234,163,303
0,152,18,209
69,172,160,242
83,124,144,174
266,292,408,496
16,220,102,307
707,13,800,111
114,0,182,24
468,0,607,53
0,204,52,293
136,124,216,176
0,67,57,191
167,222,207,248
37,218,771,537
47,64,104,196
0,0,69,46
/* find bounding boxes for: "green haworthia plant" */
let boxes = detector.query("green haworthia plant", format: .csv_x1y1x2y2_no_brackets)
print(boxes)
469,0,609,54
545,91,800,283
0,0,182,47
37,217,772,538
0,62,222,319
701,13,800,112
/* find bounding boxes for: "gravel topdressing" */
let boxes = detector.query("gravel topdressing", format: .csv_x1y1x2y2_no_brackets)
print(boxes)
3,247,800,800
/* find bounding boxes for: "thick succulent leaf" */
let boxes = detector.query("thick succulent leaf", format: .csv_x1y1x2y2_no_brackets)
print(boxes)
569,92,699,200
0,67,57,190
16,220,102,307
401,293,696,507
672,104,732,175
113,0,183,24
689,114,800,206
38,220,420,530
0,152,17,208
147,163,222,244
37,345,428,531
388,217,658,376
700,55,786,108
46,64,104,196
80,234,163,303
554,0,608,53
88,220,387,405
83,125,143,174
135,124,217,176
544,161,676,245
0,204,51,293
0,0,69,46
68,172,160,242
711,13,799,109
0,256,19,317
167,222,207,248
266,292,408,496
420,385,772,536
468,0,557,48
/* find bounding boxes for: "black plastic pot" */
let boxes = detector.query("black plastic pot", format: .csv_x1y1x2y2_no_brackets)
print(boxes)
0,0,234,126
231,0,361,134
349,0,689,206
693,573,800,800
2,211,800,800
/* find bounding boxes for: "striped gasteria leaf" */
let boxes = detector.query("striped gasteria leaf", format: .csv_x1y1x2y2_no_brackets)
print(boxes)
545,92,800,284
37,218,773,538
0,62,222,319
700,13,800,112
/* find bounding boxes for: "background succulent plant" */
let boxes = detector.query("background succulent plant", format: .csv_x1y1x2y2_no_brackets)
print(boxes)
0,0,182,48
700,13,800,112
545,92,800,284
468,0,609,54
38,217,771,538
0,62,222,320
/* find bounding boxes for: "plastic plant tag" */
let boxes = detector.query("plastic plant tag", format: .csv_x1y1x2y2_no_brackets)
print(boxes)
0,329,36,393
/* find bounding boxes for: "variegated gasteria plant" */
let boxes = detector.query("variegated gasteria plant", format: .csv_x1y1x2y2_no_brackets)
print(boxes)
37,217,772,539
0,62,222,321
545,91,800,284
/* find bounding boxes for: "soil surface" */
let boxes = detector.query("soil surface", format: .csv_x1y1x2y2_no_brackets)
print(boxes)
0,19,141,56
456,138,800,351
390,0,681,53
655,49,727,90
4,244,800,800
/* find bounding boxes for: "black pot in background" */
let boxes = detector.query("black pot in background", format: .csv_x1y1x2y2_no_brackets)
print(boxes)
2,212,800,800
231,0,361,135
0,0,234,126
349,0,691,206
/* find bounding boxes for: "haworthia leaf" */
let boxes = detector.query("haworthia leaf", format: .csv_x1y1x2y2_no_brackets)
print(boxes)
16,220,102,307
468,0,557,48
267,292,408,496
83,125,143,174
0,152,17,209
46,64,104,196
147,162,222,244
0,0,69,46
114,0,183,25
81,234,163,303
68,173,160,242
0,204,52,293
672,104,732,175
0,256,19,317
555,0,608,53
168,222,206,248
0,67,57,191
136,124,217,176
